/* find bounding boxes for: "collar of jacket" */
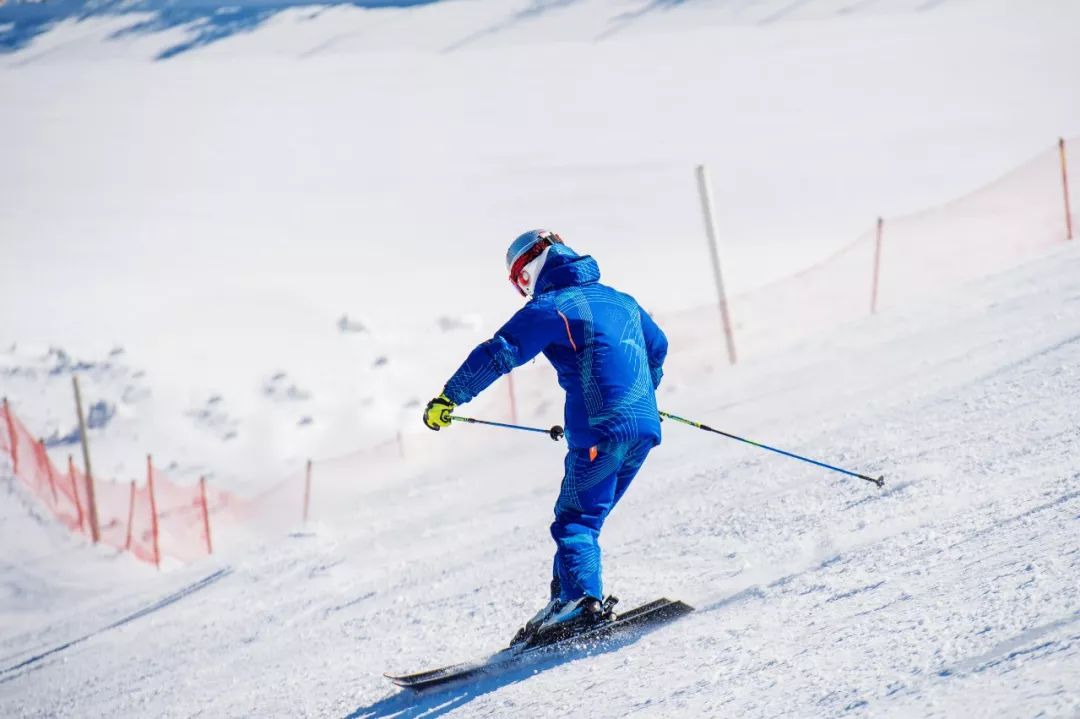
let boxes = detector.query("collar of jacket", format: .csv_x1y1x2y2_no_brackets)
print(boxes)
533,244,602,296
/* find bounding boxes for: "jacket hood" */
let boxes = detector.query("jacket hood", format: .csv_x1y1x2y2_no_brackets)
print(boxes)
534,244,601,295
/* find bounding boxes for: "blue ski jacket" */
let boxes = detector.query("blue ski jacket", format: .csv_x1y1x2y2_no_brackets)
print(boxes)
443,244,668,450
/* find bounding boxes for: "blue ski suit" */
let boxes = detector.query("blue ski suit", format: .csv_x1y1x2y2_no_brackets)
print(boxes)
442,244,668,601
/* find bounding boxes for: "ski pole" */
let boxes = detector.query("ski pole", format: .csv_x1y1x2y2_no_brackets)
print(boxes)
450,415,564,441
659,411,884,488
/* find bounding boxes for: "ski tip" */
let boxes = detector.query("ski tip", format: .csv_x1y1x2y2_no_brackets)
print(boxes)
664,599,696,614
385,671,427,682
385,674,422,689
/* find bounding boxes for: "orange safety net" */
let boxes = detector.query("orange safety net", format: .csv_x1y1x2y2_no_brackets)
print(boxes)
93,474,136,551
1,139,1074,566
0,408,10,456
1,398,313,568
659,138,1078,362
2,404,86,535
150,463,212,564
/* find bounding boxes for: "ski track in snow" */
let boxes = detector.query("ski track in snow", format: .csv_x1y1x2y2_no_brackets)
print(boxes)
1,249,1077,717
0,568,232,682
2,1,1080,717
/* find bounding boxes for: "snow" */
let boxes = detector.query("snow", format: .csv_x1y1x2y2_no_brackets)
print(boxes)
4,242,1079,717
3,0,1079,483
1,0,1079,717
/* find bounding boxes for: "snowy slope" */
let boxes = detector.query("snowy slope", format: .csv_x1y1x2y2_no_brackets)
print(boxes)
2,1,1080,716
2,0,1079,487
2,235,1078,718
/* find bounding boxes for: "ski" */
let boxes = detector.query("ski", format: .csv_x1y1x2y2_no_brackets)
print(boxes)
385,597,694,691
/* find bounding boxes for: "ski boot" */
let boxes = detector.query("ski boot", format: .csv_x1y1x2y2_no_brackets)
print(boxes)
509,577,565,648
529,595,619,647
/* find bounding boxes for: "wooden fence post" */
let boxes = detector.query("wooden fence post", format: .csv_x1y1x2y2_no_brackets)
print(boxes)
303,459,312,524
199,476,213,555
1061,138,1074,241
71,377,101,543
146,455,161,569
507,374,518,424
871,217,884,314
695,164,738,365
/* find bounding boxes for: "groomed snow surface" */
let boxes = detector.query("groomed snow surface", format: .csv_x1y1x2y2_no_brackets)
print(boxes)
2,0,1080,717
4,241,1079,718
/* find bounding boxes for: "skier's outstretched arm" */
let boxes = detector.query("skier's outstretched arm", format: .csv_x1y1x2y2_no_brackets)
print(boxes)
423,303,557,430
639,306,668,389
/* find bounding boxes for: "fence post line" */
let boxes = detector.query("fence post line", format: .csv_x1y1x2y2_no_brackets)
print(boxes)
199,476,213,555
2,398,19,475
871,217,884,314
39,439,59,505
1061,138,1074,241
303,459,312,524
507,374,518,424
71,377,101,543
124,479,136,550
68,455,85,533
146,455,161,569
695,164,738,365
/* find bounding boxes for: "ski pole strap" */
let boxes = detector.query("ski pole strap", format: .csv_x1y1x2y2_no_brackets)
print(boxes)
450,415,564,442
658,411,884,488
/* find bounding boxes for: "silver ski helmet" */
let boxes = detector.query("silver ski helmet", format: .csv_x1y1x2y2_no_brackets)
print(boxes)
507,229,564,297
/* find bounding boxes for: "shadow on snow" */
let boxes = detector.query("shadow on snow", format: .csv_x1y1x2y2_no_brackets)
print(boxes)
0,0,443,60
345,630,650,719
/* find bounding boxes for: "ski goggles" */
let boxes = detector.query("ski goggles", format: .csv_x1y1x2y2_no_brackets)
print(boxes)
508,231,563,297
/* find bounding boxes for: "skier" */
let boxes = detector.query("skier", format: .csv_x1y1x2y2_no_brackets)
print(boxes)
423,230,668,646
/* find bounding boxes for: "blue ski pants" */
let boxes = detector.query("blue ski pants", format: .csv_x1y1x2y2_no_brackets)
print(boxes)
550,438,654,602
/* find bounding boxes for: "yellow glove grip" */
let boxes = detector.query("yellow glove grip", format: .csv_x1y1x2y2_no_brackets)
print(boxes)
423,393,455,431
